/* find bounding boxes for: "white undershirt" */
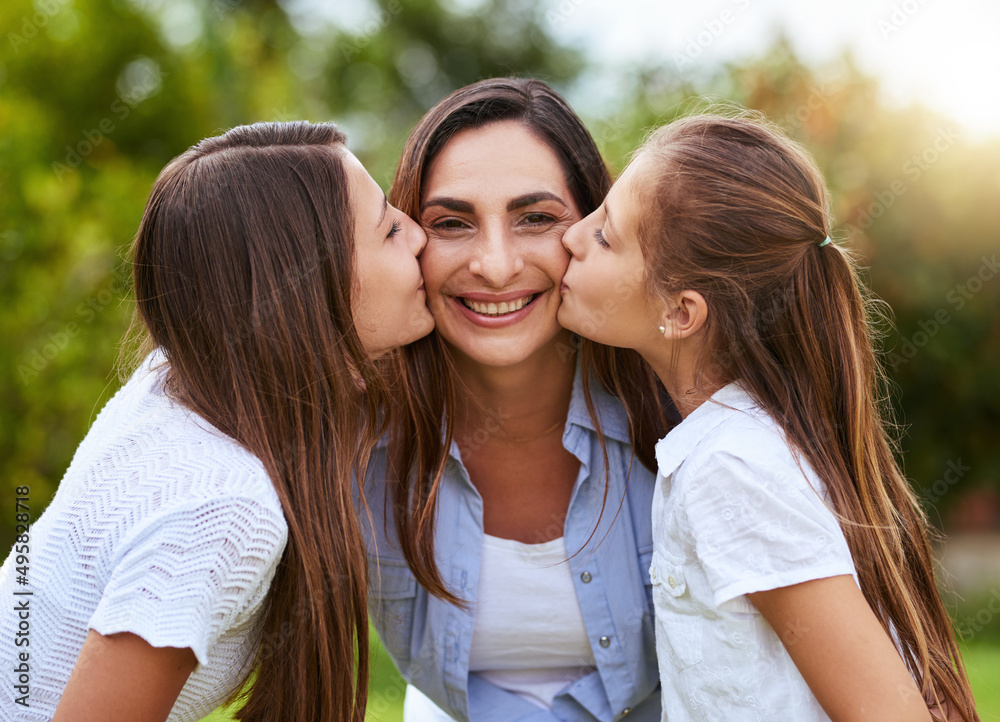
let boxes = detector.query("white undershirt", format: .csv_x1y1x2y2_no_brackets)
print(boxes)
403,534,597,719
469,534,596,708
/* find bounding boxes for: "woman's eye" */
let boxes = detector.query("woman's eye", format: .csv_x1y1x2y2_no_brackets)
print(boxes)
521,212,555,226
430,218,470,231
387,219,401,239
594,228,610,248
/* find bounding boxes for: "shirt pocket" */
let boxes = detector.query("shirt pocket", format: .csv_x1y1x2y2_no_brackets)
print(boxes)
369,556,418,672
649,549,703,670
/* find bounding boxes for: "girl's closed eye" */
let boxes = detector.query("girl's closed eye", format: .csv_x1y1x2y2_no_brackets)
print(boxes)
387,219,401,239
594,227,610,248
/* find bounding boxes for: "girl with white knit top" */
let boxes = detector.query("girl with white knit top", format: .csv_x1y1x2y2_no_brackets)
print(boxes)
0,121,435,722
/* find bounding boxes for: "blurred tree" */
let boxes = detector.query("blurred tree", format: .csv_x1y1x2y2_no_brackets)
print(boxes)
1,2,998,554
572,36,1000,528
0,0,584,548
318,0,584,182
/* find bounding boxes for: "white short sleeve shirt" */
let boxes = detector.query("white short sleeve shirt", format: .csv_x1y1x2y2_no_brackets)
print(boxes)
0,353,288,721
650,383,857,722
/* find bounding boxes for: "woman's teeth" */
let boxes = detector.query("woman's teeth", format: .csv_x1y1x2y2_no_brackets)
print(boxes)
462,294,536,316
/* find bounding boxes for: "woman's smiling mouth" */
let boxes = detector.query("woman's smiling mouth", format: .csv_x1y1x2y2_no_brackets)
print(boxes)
460,293,538,316
448,290,546,327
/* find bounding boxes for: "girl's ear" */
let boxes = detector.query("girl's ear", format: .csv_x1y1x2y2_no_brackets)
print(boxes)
660,290,709,341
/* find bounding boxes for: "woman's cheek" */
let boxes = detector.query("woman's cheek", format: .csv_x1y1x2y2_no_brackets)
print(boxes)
417,241,447,291
537,230,572,273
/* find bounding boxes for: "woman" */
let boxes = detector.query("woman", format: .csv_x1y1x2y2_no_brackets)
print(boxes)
0,121,433,721
364,79,666,720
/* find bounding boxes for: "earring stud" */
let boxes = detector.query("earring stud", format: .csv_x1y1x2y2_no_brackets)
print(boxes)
658,325,666,335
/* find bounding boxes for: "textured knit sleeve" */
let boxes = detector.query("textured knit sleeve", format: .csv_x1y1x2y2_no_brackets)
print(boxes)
89,494,287,666
681,448,856,609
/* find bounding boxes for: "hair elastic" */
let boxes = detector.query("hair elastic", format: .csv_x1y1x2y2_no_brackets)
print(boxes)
819,236,832,247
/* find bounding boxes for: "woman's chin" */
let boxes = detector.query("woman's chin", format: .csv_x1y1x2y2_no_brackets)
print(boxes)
440,323,569,369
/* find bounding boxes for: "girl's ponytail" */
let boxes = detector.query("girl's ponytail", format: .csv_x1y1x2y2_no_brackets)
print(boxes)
629,112,978,720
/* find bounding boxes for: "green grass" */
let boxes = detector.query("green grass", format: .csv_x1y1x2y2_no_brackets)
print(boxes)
201,637,1000,721
198,626,405,722
363,638,407,722
964,641,1000,720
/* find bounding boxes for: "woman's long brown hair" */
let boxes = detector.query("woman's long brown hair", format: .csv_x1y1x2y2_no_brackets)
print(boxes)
125,121,386,721
384,77,667,605
631,112,978,720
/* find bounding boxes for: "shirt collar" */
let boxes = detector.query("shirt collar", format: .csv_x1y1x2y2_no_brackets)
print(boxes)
654,382,761,478
374,358,634,455
565,359,632,446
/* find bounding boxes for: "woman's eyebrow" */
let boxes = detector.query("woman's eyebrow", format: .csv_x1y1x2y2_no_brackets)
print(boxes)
507,192,567,211
421,197,475,214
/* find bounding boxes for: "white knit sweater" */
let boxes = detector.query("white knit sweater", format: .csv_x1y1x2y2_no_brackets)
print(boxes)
0,352,287,721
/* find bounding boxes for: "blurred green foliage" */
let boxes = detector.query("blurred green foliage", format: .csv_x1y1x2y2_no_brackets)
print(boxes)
2,0,998,553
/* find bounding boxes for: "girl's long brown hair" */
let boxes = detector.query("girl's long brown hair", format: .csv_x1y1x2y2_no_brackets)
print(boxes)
632,112,978,720
126,121,386,721
385,77,666,605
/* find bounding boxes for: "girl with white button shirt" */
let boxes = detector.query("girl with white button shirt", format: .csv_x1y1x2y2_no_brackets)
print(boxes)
558,112,979,721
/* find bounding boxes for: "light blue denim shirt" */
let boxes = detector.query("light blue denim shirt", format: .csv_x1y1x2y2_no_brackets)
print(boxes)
362,364,661,721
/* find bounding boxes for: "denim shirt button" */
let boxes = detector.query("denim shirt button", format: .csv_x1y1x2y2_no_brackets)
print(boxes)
580,571,592,583
599,635,611,648
621,708,631,717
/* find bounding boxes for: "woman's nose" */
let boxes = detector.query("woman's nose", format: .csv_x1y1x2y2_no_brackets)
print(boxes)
469,225,524,286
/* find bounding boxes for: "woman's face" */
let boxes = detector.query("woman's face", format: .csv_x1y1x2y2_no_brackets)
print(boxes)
418,121,581,368
559,155,667,353
346,150,435,356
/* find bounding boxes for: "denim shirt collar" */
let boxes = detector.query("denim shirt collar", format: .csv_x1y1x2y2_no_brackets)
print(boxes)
442,359,632,465
565,360,632,446
374,358,634,481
